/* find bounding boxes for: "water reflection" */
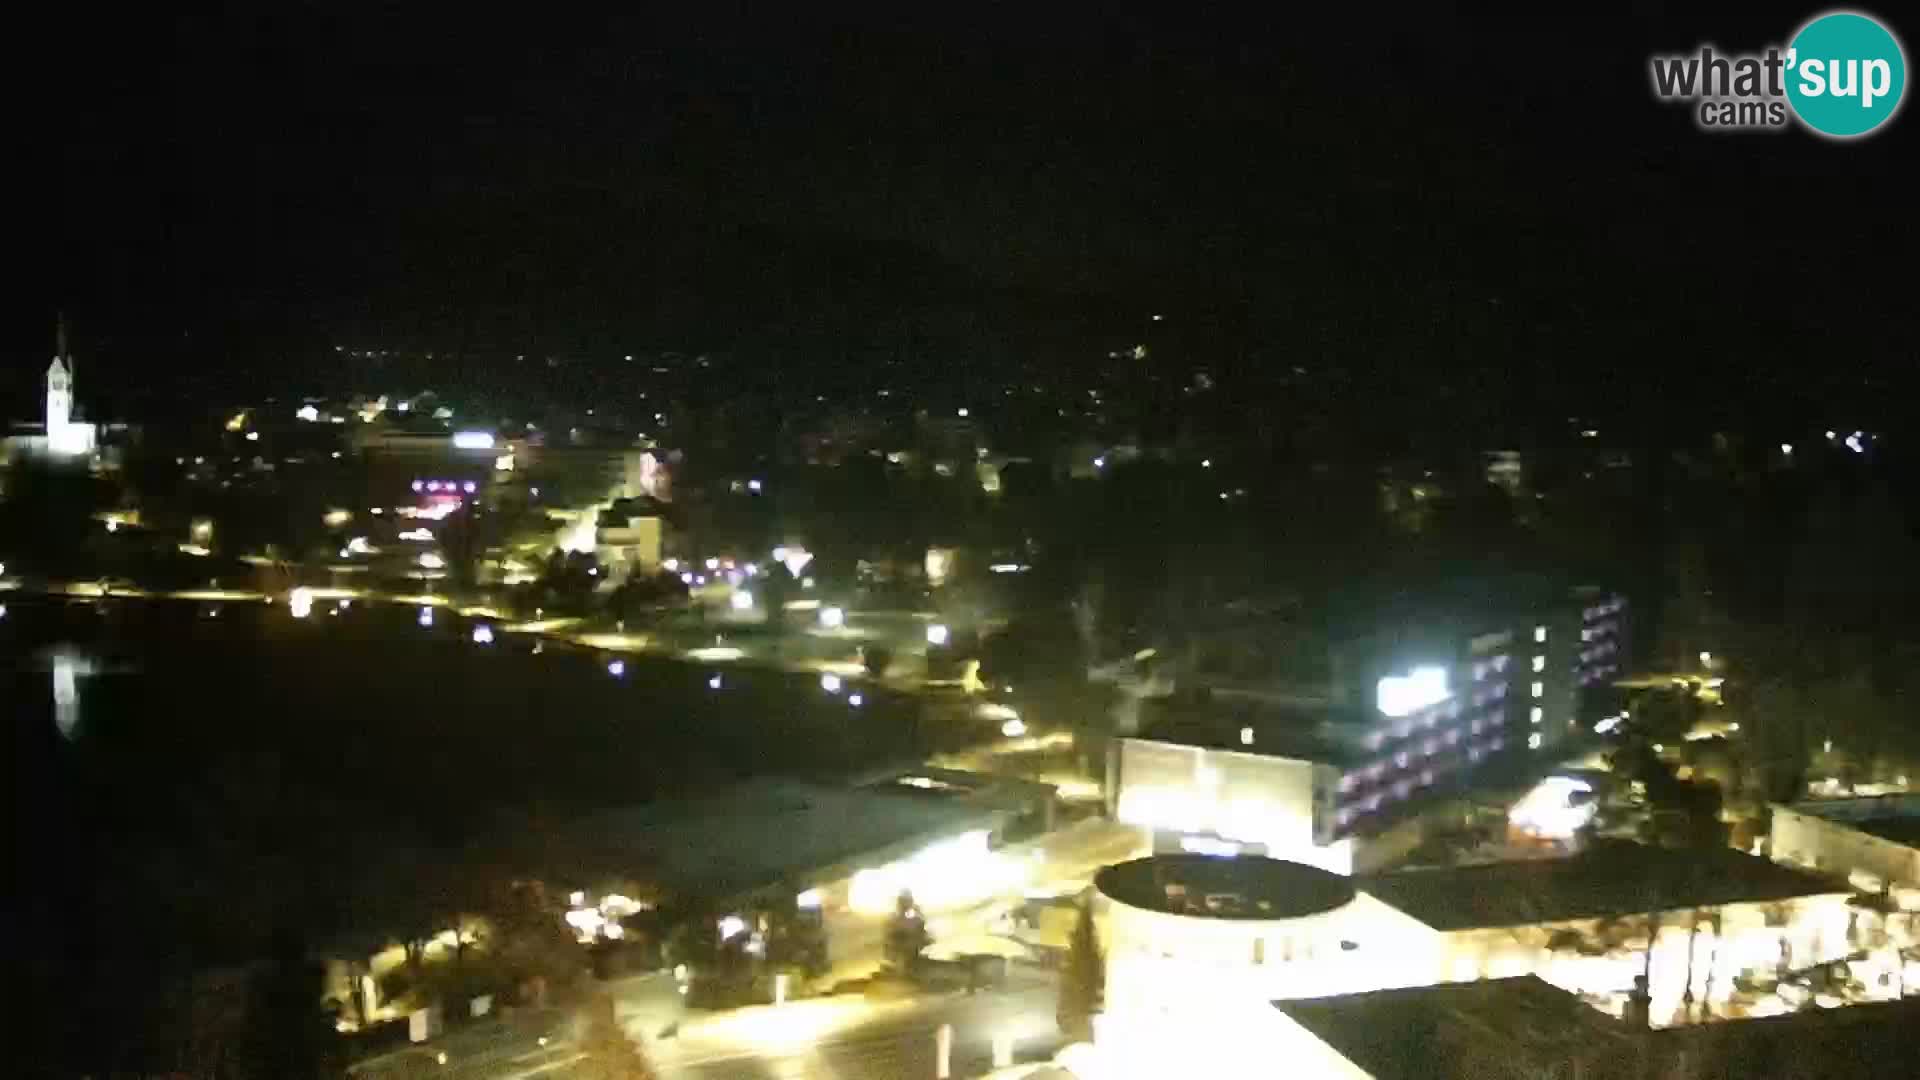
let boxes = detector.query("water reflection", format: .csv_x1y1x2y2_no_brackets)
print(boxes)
47,646,99,740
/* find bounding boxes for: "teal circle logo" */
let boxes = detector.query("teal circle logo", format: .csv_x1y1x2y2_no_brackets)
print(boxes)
1786,11,1907,137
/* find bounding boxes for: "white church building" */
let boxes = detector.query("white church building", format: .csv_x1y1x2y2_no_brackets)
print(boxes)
4,321,100,462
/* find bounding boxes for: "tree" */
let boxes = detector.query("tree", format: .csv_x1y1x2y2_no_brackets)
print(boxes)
576,993,659,1080
237,928,338,1080
1057,900,1104,1042
884,890,930,975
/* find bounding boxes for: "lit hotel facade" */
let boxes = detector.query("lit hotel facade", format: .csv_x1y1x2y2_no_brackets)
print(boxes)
1111,584,1629,873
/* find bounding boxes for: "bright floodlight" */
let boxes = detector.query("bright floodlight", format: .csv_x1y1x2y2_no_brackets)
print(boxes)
926,623,950,647
1376,665,1450,717
730,590,754,611
708,674,723,690
820,606,845,629
848,693,863,707
820,673,843,694
288,587,314,619
608,660,626,677
472,625,494,644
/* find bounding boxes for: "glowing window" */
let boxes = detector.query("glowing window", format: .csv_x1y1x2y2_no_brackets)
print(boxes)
1530,707,1544,725
1534,626,1548,643
1530,681,1544,699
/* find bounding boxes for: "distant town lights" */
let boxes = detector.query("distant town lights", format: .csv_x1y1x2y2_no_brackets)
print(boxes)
780,547,814,578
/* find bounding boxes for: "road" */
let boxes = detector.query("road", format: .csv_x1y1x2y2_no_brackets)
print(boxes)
354,975,1063,1080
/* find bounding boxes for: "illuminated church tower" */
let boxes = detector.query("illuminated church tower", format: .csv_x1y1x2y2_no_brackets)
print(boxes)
45,316,96,457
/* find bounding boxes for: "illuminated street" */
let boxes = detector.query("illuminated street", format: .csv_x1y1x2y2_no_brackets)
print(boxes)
350,976,1062,1080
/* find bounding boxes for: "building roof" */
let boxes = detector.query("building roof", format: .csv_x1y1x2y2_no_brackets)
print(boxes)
1278,977,1632,1080
550,779,1009,903
1134,697,1372,766
1790,794,1920,848
1097,854,1356,920
1279,976,1920,1080
1356,841,1845,931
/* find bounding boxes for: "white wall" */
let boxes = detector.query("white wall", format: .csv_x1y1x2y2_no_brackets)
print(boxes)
1772,804,1920,890
1115,740,1341,870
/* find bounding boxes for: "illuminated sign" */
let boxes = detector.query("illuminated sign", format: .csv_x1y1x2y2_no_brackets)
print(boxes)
1376,665,1451,717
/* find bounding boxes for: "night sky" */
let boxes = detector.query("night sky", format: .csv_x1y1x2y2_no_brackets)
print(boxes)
27,5,1919,433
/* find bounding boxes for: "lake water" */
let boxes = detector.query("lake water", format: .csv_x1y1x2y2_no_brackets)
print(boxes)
5,595,927,973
